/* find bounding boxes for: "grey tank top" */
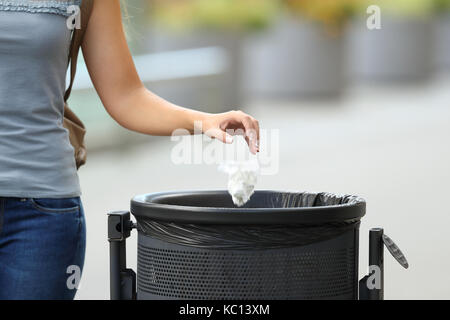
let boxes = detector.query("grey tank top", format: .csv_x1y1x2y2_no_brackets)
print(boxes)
0,0,82,198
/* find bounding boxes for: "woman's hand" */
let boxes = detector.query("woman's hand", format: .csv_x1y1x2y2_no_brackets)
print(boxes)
201,111,260,154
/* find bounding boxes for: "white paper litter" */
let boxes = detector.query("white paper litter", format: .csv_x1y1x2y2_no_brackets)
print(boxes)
219,161,259,207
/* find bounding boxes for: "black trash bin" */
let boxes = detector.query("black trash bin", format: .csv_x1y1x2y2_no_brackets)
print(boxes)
108,190,408,300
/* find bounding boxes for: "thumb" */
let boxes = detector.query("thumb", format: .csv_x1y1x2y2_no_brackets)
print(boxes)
205,127,234,144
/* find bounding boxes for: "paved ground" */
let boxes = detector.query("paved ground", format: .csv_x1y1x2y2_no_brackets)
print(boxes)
76,76,450,299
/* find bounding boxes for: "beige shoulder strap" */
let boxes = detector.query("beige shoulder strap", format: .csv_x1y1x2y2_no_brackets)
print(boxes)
64,0,94,102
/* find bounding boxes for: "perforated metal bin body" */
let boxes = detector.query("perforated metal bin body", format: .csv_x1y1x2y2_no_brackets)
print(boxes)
131,191,366,300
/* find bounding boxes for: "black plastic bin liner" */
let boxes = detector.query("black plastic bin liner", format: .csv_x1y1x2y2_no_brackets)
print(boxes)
132,191,365,250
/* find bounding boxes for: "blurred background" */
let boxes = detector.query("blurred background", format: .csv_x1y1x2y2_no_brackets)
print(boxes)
71,0,450,299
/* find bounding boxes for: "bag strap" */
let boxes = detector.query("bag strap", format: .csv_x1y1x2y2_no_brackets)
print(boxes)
64,0,94,102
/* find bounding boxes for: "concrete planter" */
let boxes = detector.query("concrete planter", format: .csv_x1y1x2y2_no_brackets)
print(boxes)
347,16,433,82
243,18,346,99
434,13,450,71
146,28,244,110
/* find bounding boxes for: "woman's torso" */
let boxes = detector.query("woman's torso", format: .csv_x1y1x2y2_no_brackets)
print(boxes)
0,0,82,198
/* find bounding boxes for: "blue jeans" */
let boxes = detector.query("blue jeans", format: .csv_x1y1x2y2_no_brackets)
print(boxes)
0,197,86,300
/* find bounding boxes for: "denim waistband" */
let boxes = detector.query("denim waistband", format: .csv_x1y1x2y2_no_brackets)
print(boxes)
0,198,4,234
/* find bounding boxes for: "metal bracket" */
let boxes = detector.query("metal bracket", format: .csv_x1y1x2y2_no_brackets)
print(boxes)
108,211,136,300
108,211,133,241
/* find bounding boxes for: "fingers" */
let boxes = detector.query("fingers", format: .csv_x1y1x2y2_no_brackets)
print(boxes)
233,111,260,154
204,127,234,144
241,117,258,154
205,110,260,154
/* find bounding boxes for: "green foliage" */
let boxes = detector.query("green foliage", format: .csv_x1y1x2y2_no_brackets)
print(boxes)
435,0,450,11
284,0,355,29
150,0,280,32
351,0,434,17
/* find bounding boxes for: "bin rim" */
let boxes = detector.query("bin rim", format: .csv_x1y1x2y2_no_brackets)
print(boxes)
130,190,366,225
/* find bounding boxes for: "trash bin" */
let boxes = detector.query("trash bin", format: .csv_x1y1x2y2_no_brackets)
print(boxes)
108,190,408,300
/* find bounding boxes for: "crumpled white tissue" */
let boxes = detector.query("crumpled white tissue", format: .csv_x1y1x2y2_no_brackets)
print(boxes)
219,161,259,207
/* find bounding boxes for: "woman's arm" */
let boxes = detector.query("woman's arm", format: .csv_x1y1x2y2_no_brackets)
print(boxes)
81,0,259,154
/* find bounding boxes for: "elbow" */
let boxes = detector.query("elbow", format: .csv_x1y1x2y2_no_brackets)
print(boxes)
102,84,144,118
101,84,150,133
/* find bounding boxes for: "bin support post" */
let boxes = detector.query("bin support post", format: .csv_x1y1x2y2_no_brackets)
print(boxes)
108,211,136,300
359,228,384,300
368,228,384,300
